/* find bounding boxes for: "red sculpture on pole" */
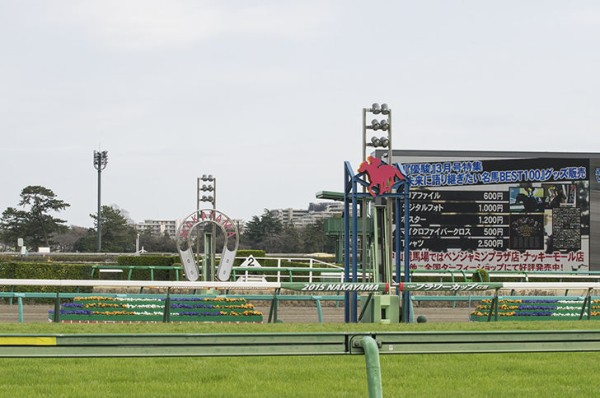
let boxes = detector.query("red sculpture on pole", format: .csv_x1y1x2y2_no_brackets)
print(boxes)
358,156,406,196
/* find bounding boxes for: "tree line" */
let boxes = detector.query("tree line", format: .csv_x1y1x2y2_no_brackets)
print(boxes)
0,185,336,254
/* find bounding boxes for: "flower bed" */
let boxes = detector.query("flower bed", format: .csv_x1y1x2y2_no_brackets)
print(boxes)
48,296,263,323
470,298,600,321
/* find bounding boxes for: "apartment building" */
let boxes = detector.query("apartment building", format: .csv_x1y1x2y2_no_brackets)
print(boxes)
270,202,344,228
136,218,246,237
136,219,179,237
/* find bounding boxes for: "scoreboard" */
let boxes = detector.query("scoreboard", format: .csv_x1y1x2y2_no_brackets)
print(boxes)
392,155,592,273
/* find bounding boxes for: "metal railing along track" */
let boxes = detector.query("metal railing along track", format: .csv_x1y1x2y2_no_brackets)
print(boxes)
2,330,600,358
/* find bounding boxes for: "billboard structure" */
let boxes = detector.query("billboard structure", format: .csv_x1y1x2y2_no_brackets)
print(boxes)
382,150,600,273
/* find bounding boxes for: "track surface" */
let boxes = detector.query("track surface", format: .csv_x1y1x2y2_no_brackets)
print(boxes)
0,304,471,323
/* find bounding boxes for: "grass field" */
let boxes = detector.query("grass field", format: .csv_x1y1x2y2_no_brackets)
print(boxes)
2,321,600,397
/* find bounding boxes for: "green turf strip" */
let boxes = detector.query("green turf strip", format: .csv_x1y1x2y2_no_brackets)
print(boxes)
1,322,600,397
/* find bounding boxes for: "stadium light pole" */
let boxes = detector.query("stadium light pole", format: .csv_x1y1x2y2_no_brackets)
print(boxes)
361,103,393,285
197,175,216,281
362,103,391,162
93,150,108,252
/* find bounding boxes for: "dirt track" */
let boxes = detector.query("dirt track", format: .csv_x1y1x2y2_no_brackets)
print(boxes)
0,303,471,324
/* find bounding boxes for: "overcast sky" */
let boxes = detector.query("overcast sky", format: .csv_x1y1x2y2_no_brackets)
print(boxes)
1,1,599,228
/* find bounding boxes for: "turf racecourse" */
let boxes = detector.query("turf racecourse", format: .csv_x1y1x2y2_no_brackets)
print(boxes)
2,322,600,397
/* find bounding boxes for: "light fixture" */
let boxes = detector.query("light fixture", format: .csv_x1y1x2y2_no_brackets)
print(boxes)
368,119,390,131
201,195,214,203
362,101,392,164
379,119,389,131
368,136,390,148
380,103,389,115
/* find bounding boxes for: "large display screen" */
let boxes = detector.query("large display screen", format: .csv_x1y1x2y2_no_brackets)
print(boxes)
399,157,590,273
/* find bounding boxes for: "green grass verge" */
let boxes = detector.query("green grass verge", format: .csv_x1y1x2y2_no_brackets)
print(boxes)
2,322,600,397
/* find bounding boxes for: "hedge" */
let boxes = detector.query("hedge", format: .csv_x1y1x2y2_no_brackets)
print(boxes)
472,268,491,282
117,255,178,266
0,254,119,263
0,262,93,295
237,250,266,258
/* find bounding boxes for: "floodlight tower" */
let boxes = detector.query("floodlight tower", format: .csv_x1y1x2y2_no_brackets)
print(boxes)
362,103,392,163
361,103,393,283
93,150,108,252
197,175,217,281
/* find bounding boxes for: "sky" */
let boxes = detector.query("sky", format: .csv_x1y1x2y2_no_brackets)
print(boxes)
1,1,599,228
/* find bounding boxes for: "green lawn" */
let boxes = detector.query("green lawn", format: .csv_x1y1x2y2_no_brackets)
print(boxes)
1,321,600,397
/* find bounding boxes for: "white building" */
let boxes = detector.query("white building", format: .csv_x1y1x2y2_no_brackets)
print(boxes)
136,218,247,237
270,202,344,227
136,219,179,237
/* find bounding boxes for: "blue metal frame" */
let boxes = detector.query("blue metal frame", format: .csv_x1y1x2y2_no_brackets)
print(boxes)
343,161,411,323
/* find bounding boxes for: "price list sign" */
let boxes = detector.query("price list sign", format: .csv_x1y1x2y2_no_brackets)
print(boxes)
398,156,591,272
402,190,510,251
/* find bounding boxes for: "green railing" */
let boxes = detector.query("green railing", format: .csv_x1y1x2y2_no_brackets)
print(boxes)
409,269,600,283
0,291,344,324
4,330,600,357
88,257,343,283
4,330,600,398
231,266,344,283
89,265,183,281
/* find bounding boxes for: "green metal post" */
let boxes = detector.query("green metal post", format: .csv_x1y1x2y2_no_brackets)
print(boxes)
359,294,374,322
204,232,214,281
451,272,457,308
588,291,593,320
383,204,393,288
372,206,379,284
17,296,23,323
163,288,171,323
386,200,393,288
53,293,60,323
494,290,500,322
361,198,368,283
580,288,592,320
487,291,499,322
359,336,383,398
268,288,281,323
314,296,323,323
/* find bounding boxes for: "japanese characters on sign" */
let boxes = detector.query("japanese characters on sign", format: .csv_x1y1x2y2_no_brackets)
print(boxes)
400,282,500,292
400,157,590,272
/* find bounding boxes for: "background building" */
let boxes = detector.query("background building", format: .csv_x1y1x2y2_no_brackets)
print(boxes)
136,220,179,237
270,202,344,228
